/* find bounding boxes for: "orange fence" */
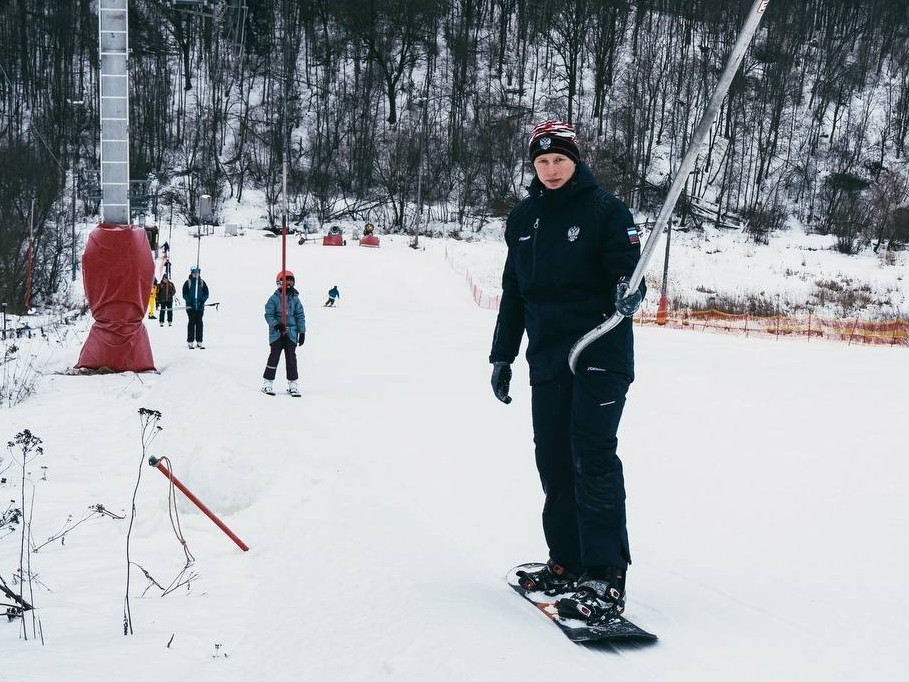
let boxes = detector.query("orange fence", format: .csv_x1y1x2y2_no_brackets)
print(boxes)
636,309,909,347
444,246,501,310
467,273,501,310
444,247,908,348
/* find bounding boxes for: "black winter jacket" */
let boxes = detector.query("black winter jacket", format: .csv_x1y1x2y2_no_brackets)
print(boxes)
489,163,643,384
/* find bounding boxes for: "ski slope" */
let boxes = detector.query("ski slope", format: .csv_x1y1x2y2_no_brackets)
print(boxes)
2,227,907,681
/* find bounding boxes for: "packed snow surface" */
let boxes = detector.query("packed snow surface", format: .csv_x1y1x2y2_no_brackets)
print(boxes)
2,226,906,681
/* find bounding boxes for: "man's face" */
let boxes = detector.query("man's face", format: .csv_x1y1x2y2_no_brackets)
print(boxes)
532,153,576,190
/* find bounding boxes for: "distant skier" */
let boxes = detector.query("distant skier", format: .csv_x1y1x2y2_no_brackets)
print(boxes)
262,270,306,397
324,285,340,307
147,278,158,319
161,241,172,278
182,267,210,349
156,274,177,327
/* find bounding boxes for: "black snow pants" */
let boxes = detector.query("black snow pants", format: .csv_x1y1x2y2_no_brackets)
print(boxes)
158,302,173,324
186,308,204,343
263,334,299,381
531,368,632,573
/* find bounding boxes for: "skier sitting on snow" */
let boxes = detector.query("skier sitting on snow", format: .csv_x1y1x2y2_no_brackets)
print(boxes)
262,270,306,396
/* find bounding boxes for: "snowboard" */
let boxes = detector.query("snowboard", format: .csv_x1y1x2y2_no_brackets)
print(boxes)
506,563,657,644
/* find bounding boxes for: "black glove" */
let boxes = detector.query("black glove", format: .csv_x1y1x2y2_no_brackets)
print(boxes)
491,362,512,404
615,277,644,317
297,332,306,346
273,322,286,333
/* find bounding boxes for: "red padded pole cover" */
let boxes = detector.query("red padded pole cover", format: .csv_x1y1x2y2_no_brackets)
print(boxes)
76,223,156,372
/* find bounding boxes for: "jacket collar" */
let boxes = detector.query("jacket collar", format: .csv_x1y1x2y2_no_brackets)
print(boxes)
528,161,598,202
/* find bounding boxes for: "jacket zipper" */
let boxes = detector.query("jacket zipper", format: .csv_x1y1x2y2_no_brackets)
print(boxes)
531,218,539,282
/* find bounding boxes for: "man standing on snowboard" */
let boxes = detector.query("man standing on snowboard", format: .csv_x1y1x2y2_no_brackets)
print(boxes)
489,120,645,624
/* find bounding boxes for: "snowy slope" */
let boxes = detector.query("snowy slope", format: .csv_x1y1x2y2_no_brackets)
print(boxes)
1,227,907,681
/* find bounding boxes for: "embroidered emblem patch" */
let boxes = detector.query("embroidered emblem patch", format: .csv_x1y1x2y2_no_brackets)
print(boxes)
567,225,580,242
626,225,640,245
539,137,552,150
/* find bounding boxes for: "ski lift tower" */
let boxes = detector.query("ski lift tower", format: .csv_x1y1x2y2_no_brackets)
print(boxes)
76,0,156,372
98,0,130,226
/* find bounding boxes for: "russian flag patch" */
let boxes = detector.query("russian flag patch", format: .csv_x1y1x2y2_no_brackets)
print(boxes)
626,226,640,245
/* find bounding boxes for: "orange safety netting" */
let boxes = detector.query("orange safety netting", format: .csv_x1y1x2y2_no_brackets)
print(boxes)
638,309,909,347
446,246,908,348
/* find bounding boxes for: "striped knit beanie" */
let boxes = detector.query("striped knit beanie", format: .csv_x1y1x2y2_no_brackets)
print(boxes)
528,120,580,164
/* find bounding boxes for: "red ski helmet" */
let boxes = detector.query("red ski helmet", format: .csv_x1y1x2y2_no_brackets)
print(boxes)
276,270,295,283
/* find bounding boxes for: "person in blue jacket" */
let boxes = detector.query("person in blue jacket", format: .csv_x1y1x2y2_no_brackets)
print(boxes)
488,120,645,625
182,267,210,349
324,285,340,307
262,270,306,396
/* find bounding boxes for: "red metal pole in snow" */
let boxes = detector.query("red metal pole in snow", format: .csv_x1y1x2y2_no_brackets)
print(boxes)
280,159,288,327
148,456,249,552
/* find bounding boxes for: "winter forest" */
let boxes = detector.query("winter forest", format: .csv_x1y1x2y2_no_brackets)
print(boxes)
3,0,909,314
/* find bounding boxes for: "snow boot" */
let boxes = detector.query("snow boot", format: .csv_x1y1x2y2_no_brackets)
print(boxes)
515,560,579,595
556,570,626,623
287,380,301,397
262,380,275,396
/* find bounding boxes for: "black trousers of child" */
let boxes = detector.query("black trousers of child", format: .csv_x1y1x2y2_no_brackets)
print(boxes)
263,334,299,381
530,368,632,573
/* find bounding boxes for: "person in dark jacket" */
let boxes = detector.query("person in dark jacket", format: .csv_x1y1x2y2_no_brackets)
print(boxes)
262,270,306,396
182,267,210,348
161,241,172,279
324,285,340,307
489,120,645,625
156,274,177,327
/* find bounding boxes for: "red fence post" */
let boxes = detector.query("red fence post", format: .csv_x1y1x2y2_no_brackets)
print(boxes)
656,295,669,325
148,456,249,552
